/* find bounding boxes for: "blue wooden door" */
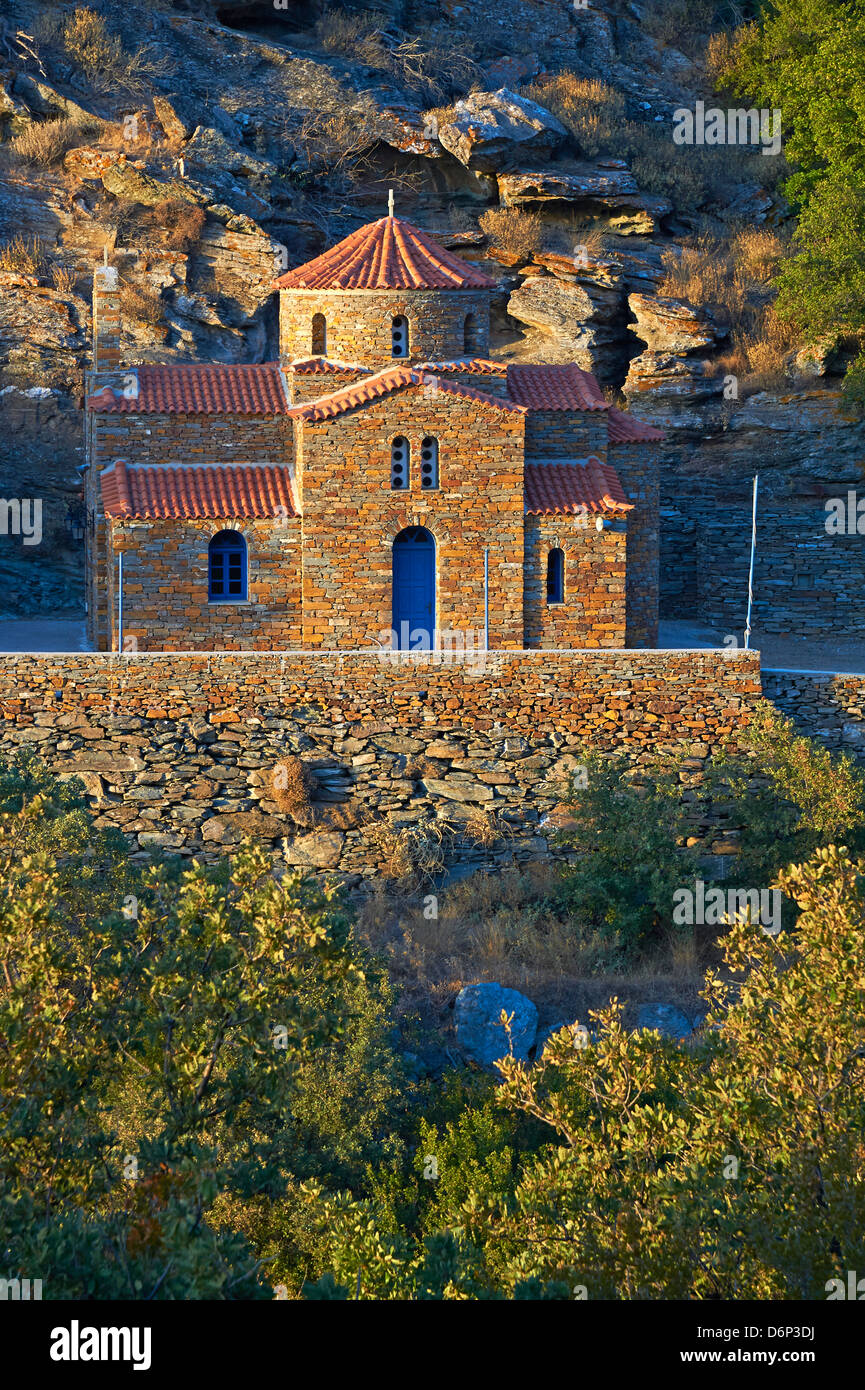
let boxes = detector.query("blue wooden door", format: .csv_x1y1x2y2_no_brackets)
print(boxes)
392,527,435,649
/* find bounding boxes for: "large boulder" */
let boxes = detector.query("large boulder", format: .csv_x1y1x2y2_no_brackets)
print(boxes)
635,1003,693,1040
455,983,538,1066
11,74,98,128
437,89,567,172
498,168,671,235
507,275,627,377
628,293,726,355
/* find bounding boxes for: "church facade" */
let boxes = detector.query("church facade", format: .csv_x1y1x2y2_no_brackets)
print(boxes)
83,213,662,653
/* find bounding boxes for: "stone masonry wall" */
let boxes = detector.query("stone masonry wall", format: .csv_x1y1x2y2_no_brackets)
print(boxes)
660,493,865,638
761,668,865,759
91,411,291,472
297,385,526,648
279,289,491,368
0,650,761,886
523,514,627,647
87,411,293,648
610,439,660,648
107,516,303,651
523,408,609,460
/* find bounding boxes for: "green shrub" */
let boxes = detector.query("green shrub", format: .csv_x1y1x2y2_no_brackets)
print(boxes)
554,751,701,962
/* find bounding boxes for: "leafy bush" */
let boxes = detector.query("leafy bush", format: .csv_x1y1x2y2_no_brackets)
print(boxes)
555,751,701,962
0,754,394,1298
311,842,865,1298
711,700,865,889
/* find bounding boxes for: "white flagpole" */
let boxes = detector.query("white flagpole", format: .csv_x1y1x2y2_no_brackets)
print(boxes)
744,473,759,650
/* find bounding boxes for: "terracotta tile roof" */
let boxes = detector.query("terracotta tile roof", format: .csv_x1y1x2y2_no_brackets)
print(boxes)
507,364,608,412
416,358,507,375
288,357,368,374
288,365,526,422
87,364,289,414
607,406,664,442
100,460,298,520
524,457,632,516
273,215,495,291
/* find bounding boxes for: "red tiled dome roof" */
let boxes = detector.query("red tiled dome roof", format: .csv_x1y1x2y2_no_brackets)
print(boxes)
273,215,495,291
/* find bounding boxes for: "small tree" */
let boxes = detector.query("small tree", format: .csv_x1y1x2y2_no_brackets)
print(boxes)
555,751,700,961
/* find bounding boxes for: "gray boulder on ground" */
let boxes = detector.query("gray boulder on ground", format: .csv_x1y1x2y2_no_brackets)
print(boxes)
455,982,538,1066
635,1003,693,1040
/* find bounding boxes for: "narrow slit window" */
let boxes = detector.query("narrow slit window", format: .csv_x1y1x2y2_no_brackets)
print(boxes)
546,547,564,604
391,436,409,489
311,313,326,355
463,311,481,354
391,315,409,358
420,437,439,489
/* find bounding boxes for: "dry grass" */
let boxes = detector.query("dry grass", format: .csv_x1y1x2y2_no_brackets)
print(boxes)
524,70,785,211
356,864,710,1028
11,116,101,168
314,9,479,102
479,207,543,262
119,281,163,326
659,227,799,389
54,7,173,96
153,200,206,252
50,263,77,295
269,758,316,825
109,199,206,255
365,822,448,889
523,73,626,161
0,235,49,279
705,29,743,89
641,0,715,56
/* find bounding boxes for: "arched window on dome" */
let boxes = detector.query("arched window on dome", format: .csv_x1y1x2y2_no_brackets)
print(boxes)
546,548,565,605
311,313,326,356
420,437,439,489
463,312,482,355
391,436,409,490
209,530,247,602
391,315,409,358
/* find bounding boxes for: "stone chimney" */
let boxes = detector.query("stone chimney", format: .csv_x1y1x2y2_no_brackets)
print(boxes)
92,261,122,372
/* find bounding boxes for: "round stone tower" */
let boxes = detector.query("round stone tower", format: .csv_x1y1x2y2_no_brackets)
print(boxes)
273,213,494,368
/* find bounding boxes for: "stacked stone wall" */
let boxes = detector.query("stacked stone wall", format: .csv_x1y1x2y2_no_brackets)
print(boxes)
0,650,761,884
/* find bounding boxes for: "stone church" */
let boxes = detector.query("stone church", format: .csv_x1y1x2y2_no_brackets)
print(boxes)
83,211,662,653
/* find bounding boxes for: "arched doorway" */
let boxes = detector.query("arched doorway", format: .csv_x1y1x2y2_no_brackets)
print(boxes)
392,526,435,649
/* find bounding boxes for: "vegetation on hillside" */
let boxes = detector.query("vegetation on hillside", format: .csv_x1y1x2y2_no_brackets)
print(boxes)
718,0,865,407
2,707,865,1299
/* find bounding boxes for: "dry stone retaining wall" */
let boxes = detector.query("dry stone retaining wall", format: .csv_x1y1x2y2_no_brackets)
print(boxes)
761,668,865,757
0,650,761,886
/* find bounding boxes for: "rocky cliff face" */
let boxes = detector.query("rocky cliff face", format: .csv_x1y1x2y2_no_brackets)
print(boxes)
0,0,855,627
